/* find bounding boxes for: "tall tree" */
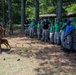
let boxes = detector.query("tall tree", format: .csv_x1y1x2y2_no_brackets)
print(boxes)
21,0,27,30
56,0,63,20
8,0,12,20
35,0,39,23
2,0,5,24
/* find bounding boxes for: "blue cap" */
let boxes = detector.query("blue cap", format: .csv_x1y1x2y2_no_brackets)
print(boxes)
67,20,72,23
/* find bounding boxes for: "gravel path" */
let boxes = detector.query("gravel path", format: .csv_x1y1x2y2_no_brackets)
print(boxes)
0,34,76,75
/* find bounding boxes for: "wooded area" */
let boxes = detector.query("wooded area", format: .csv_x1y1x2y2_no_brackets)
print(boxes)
0,0,76,26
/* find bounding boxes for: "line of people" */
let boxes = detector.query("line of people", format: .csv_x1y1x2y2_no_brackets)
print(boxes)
24,17,76,53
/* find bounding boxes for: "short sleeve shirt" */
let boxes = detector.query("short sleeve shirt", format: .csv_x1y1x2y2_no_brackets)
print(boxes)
54,23,61,32
42,21,50,29
37,24,41,29
50,25,54,33
30,22,36,28
65,25,73,35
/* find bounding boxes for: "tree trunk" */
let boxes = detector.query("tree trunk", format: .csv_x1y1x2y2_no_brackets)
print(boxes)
21,0,26,30
8,0,12,20
56,0,62,20
2,0,5,25
35,0,39,24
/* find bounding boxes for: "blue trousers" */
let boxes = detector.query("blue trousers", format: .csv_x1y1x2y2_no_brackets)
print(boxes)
72,35,76,50
42,29,49,41
54,32,60,44
29,28,34,37
64,35,72,50
25,27,29,35
37,29,41,39
50,32,54,43
61,31,65,47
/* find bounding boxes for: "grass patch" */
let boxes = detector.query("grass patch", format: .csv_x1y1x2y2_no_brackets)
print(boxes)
14,24,21,27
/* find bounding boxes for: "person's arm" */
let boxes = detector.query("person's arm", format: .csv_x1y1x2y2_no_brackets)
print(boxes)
65,27,73,37
0,26,5,31
48,24,50,30
24,24,26,26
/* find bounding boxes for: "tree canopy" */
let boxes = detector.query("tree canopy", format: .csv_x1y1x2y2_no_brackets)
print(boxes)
0,0,76,24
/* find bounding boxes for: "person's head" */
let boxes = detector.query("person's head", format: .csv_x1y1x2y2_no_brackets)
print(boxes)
39,18,42,21
67,20,72,25
71,18,76,24
44,18,47,22
26,20,28,22
48,18,50,20
62,18,67,23
55,18,60,23
28,19,31,23
37,21,40,24
32,19,35,22
9,19,12,22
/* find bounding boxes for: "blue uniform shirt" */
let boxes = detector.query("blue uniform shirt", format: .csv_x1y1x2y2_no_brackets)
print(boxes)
65,25,73,35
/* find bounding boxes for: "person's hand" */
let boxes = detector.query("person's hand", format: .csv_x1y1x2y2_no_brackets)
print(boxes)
64,34,67,39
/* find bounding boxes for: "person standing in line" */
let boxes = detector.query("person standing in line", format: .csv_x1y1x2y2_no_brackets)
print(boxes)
71,18,76,51
49,23,54,44
54,18,62,45
60,18,67,50
39,19,43,37
42,18,50,42
48,18,53,40
64,20,73,53
0,20,5,36
37,21,42,40
24,20,29,36
7,19,13,35
29,19,36,38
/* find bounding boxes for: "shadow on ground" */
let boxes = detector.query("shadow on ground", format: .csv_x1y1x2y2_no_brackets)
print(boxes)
5,42,76,75
2,28,76,75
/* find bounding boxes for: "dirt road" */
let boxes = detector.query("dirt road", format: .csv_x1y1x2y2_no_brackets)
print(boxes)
0,33,76,75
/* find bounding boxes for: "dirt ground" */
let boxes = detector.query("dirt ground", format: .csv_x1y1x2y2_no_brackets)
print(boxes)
0,29,76,75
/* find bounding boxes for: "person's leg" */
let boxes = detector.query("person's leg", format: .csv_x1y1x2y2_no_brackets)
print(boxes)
60,31,65,50
28,26,30,36
61,31,64,46
45,29,48,42
67,35,72,49
29,28,32,37
42,29,45,41
37,30,40,40
54,32,57,44
25,28,26,35
27,27,29,36
31,28,34,38
0,39,1,52
12,29,13,34
9,29,10,35
25,27,28,35
73,35,76,50
56,32,60,45
51,33,54,43
50,33,53,43
64,35,72,53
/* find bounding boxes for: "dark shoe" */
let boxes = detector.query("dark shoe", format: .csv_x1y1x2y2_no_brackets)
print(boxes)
45,40,48,42
38,38,40,40
63,48,70,54
41,39,44,41
0,50,2,54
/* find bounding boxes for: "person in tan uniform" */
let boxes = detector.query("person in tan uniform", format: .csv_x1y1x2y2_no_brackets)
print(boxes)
7,19,13,35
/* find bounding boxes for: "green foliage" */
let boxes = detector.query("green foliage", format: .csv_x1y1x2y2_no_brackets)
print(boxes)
66,3,76,12
0,0,76,24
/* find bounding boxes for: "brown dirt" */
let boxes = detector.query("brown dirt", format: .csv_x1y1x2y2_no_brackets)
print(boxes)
0,29,76,75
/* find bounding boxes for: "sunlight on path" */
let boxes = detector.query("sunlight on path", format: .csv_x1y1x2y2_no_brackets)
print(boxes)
0,35,76,75
0,53,39,75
